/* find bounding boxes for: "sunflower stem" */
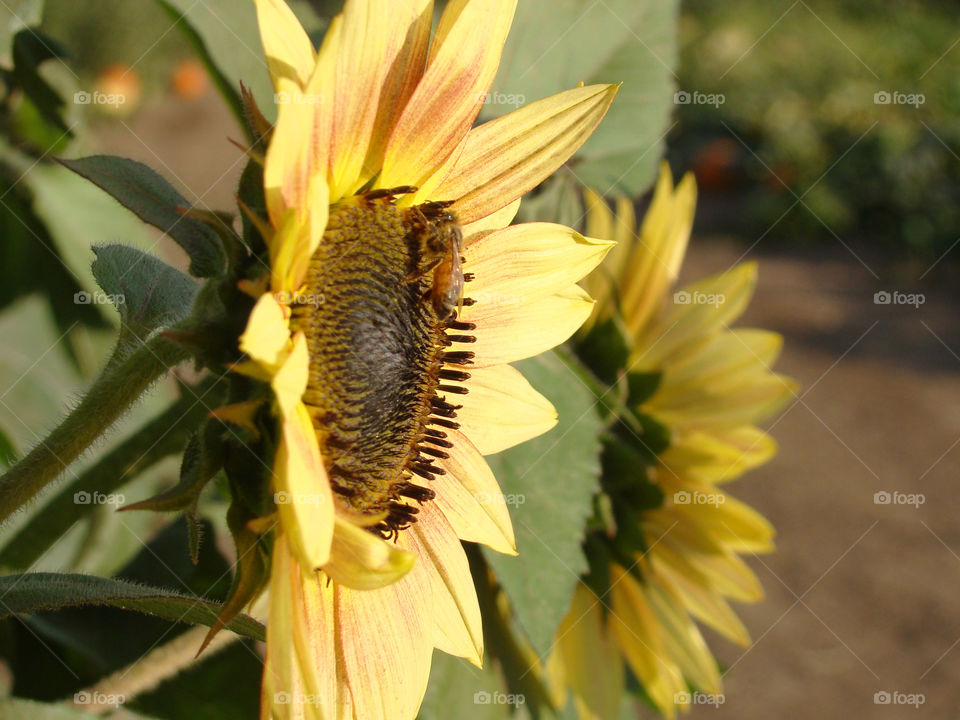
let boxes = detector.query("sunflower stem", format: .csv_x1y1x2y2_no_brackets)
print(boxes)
0,337,186,525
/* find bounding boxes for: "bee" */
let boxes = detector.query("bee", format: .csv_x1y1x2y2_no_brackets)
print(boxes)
428,219,464,319
406,200,465,320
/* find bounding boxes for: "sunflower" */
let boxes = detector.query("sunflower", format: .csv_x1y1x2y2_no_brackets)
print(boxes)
546,164,797,719
237,1,617,718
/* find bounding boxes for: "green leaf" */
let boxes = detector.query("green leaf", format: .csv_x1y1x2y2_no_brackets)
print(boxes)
0,573,265,641
59,156,226,277
8,28,70,135
155,0,273,125
21,160,158,320
487,0,678,196
0,1,43,60
418,653,515,720
482,350,604,660
91,245,198,346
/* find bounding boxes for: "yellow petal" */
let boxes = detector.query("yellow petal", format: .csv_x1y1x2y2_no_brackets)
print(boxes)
279,541,349,720
336,573,433,720
378,0,518,195
322,517,415,590
239,293,289,368
424,84,619,224
647,374,797,431
326,0,393,200
621,164,696,336
458,286,595,368
262,534,313,720
273,402,334,570
674,490,776,553
631,262,758,370
406,503,483,666
455,364,557,455
461,197,521,245
254,0,315,90
657,329,784,391
649,548,751,647
263,103,310,230
355,0,433,190
644,582,721,694
579,188,615,305
660,427,778,484
433,429,515,554
633,262,757,370
271,333,308,416
555,584,624,720
465,222,614,305
608,565,684,718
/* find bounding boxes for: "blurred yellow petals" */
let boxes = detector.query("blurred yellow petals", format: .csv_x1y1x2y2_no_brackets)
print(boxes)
631,262,758,370
552,584,624,720
621,164,696,336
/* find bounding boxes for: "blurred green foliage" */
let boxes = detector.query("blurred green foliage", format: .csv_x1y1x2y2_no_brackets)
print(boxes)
672,0,960,261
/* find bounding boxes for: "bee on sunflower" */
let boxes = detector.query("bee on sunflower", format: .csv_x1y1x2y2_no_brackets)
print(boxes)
218,1,619,718
543,164,798,719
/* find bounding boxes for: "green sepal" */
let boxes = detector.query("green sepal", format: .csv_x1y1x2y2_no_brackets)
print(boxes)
626,370,662,406
120,418,226,563
200,496,272,654
575,314,631,386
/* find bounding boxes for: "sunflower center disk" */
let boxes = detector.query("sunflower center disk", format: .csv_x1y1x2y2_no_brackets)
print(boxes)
289,191,476,538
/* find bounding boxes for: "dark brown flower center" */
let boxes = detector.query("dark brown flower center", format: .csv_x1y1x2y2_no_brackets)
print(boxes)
289,188,475,538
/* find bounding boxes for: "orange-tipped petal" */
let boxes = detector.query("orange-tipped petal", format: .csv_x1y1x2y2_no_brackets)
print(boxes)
378,0,517,194
426,84,619,223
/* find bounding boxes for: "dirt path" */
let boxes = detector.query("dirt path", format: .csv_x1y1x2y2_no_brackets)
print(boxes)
682,240,960,719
